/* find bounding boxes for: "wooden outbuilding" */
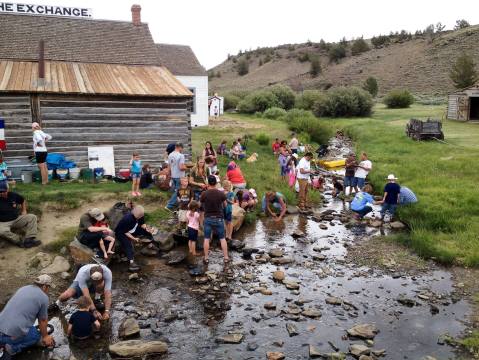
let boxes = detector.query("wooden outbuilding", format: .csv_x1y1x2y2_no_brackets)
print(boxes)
447,85,479,122
0,6,193,170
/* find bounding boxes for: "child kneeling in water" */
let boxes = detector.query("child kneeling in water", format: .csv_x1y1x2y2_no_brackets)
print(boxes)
186,200,200,256
68,296,100,340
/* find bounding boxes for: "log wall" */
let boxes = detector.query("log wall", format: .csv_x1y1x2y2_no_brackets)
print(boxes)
1,94,192,170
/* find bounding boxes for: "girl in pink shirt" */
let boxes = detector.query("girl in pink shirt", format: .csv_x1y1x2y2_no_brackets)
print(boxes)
186,200,200,256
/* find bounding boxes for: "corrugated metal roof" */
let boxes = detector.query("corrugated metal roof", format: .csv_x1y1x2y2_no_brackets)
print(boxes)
0,60,192,97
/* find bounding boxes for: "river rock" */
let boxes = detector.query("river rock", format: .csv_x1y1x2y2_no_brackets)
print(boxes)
119,318,140,339
68,239,94,265
390,221,406,230
140,244,159,256
267,351,285,360
29,252,53,269
286,323,299,337
326,296,343,305
324,353,346,360
272,270,285,282
165,250,187,265
269,248,284,258
271,257,293,265
283,280,300,290
60,272,70,280
229,239,245,250
215,333,244,344
260,288,273,295
109,340,167,357
286,205,299,215
128,273,139,281
369,220,382,228
302,309,322,318
349,344,370,358
397,295,417,307
291,230,305,238
347,324,379,339
247,342,258,351
319,224,328,230
372,349,386,357
309,344,322,358
358,356,373,360
312,253,327,261
242,247,257,259
41,256,70,274
153,232,175,252
264,302,277,310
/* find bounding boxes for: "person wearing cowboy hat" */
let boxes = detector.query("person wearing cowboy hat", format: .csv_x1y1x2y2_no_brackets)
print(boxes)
77,208,115,260
379,174,401,221
0,275,55,359
56,264,113,321
0,181,40,248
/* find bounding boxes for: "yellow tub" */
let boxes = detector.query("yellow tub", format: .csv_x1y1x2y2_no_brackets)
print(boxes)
319,159,346,169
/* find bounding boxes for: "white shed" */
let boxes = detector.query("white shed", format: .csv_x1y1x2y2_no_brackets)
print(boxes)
156,44,209,127
447,84,479,122
208,95,224,117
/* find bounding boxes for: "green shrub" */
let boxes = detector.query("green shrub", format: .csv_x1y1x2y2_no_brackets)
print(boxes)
263,107,287,119
328,44,347,63
313,87,373,117
284,109,333,145
383,89,415,108
298,52,310,62
237,58,249,76
450,52,478,89
371,35,390,48
362,77,378,97
255,133,270,145
224,94,241,111
310,56,322,77
351,37,370,56
270,85,296,110
237,90,280,114
295,90,325,110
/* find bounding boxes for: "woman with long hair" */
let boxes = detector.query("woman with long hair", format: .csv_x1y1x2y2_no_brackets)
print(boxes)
202,141,217,175
32,122,52,185
189,157,208,200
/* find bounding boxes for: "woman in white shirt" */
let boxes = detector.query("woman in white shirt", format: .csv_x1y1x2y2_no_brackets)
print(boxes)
32,122,52,185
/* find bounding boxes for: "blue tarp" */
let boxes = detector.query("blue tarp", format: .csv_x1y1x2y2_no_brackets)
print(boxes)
46,153,77,170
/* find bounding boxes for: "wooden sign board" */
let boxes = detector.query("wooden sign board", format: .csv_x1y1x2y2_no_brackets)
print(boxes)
0,2,92,18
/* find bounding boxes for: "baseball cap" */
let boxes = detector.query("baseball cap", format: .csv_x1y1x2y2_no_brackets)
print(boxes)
249,188,257,199
292,153,298,159
88,208,105,221
387,174,398,180
90,271,103,281
208,175,217,186
34,274,55,288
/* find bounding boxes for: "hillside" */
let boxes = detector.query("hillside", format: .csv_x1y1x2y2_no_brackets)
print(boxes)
209,25,479,97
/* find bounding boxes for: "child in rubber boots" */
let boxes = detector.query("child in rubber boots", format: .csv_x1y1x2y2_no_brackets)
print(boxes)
223,180,235,241
186,200,200,256
67,296,100,340
129,152,142,196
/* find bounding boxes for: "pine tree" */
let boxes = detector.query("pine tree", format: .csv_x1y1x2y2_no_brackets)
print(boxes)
310,57,322,77
362,77,378,97
450,53,478,89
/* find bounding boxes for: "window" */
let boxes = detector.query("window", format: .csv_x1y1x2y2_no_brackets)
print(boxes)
188,87,196,114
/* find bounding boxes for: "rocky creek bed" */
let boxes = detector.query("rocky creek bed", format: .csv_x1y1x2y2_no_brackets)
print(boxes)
13,137,476,360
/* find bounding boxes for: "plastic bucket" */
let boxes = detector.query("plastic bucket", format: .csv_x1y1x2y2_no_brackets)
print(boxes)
81,168,93,181
33,170,41,182
119,169,131,178
48,170,54,181
69,168,81,180
94,168,104,178
56,169,69,181
21,170,33,184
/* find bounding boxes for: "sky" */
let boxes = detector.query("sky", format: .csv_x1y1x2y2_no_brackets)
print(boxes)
7,0,479,69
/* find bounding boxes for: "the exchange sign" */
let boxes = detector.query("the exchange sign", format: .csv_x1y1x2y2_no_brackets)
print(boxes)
0,2,92,18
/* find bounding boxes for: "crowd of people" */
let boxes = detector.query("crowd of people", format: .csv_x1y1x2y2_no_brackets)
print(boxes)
0,131,421,359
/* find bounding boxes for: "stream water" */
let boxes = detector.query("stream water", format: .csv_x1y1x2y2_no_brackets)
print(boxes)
15,138,472,360
17,194,471,360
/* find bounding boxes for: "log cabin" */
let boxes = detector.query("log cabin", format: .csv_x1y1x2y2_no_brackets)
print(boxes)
0,5,193,170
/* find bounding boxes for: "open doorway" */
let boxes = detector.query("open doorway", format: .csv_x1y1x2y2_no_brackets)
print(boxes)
470,97,479,120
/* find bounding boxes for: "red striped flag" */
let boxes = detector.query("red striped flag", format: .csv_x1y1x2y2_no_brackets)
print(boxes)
0,119,5,150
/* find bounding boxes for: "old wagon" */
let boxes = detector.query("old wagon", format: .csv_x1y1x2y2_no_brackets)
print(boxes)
406,118,444,141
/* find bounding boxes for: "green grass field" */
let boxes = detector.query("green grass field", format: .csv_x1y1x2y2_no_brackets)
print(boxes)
264,103,479,266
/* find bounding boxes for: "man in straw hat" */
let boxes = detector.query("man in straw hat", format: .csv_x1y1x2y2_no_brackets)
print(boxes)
379,174,401,221
0,274,55,359
56,264,112,321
